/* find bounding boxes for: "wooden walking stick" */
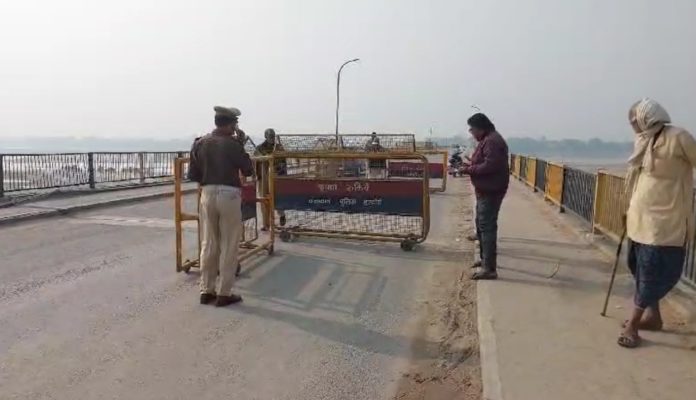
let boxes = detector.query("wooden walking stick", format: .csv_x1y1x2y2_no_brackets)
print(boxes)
601,223,627,317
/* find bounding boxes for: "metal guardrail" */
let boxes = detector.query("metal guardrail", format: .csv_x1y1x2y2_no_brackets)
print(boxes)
593,171,629,243
534,159,547,193
562,167,596,222
544,162,564,207
511,154,696,288
524,157,537,189
0,151,185,196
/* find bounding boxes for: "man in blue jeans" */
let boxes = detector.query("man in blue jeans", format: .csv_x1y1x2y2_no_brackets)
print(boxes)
461,113,509,280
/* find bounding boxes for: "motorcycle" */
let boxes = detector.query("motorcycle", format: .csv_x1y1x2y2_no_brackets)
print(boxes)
448,151,465,176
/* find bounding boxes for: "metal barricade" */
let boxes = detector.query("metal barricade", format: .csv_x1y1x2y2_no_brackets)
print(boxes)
173,156,274,273
275,133,416,153
388,150,448,193
339,134,417,153
272,152,430,251
593,170,628,242
544,162,565,208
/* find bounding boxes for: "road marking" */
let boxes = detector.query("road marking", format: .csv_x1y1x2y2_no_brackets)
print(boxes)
68,215,197,230
474,203,503,400
478,280,504,400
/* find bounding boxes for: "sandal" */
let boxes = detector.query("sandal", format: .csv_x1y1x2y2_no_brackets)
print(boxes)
472,270,498,280
622,319,663,331
617,333,642,348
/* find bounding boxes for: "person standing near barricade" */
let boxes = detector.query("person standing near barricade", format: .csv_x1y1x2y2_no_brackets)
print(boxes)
460,113,509,280
187,106,253,307
618,98,696,348
256,128,287,230
365,132,387,179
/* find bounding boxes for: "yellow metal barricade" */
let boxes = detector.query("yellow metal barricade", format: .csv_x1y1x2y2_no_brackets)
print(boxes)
272,152,430,251
174,156,275,273
544,162,565,207
525,157,537,188
592,170,628,242
423,150,448,193
389,150,447,193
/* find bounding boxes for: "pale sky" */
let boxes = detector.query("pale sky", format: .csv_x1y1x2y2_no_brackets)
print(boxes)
1,0,694,141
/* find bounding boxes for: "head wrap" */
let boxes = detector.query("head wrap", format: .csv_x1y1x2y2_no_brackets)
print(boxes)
625,98,671,195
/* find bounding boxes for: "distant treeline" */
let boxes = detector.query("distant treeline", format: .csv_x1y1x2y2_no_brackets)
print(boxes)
506,137,632,158
431,136,632,159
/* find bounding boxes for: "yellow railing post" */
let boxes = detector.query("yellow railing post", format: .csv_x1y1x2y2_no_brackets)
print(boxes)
526,157,537,189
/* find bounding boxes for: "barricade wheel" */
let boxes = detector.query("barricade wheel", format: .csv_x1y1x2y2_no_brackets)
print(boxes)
400,239,416,252
280,231,292,242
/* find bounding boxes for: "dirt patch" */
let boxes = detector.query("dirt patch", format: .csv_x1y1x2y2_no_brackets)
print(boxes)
393,181,482,400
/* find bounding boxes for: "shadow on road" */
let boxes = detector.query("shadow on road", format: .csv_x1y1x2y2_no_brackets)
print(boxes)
233,302,442,360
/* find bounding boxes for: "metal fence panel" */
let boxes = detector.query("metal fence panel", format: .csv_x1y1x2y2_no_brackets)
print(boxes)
1,154,90,193
544,162,564,206
92,152,179,184
561,167,595,222
525,158,537,188
535,159,547,192
683,194,696,288
593,171,628,242
519,156,527,181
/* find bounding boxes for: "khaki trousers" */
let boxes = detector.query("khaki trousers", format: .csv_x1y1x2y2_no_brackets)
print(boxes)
199,185,242,296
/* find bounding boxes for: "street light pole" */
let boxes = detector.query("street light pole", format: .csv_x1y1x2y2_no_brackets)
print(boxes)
335,58,360,140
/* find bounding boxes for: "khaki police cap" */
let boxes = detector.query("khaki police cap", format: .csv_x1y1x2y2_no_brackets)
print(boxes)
213,106,241,118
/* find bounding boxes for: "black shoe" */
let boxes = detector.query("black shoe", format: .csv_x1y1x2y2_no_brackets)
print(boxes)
215,294,243,307
471,260,482,269
471,270,498,280
200,293,217,305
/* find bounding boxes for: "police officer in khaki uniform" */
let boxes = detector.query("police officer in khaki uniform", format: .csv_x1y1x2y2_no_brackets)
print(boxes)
188,106,253,306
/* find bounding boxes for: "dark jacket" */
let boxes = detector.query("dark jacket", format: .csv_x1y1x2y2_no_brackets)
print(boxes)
188,130,253,187
365,142,386,169
465,131,509,196
256,140,287,176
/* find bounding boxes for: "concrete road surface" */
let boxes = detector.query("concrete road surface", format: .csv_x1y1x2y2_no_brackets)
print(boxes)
0,185,462,400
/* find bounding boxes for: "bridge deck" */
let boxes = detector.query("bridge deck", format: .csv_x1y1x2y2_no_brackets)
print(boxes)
480,181,696,400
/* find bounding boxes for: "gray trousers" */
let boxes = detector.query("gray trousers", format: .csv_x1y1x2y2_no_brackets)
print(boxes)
476,194,504,271
199,185,242,296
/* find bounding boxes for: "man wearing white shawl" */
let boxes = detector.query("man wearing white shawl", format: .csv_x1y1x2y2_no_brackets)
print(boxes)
620,98,696,348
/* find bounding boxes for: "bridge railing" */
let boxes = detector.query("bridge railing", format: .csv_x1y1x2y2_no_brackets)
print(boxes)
0,151,186,197
510,154,696,289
